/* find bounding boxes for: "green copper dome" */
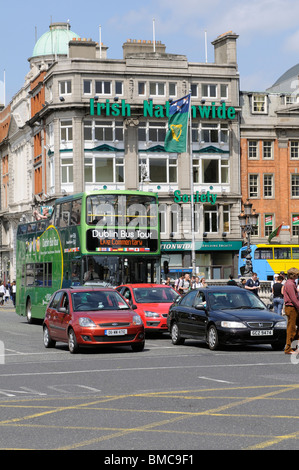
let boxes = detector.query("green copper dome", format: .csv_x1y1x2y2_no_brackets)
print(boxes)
32,22,80,57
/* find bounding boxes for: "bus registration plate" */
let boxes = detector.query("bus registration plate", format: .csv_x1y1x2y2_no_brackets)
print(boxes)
250,330,273,336
105,329,127,336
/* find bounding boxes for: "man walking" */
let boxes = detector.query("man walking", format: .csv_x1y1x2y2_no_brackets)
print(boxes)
283,267,299,354
245,272,260,297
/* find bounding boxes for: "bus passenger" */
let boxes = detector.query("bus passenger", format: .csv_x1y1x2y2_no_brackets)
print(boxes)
84,260,100,282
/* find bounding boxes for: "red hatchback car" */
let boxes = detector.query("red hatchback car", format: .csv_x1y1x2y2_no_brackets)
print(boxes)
43,287,145,353
116,284,180,332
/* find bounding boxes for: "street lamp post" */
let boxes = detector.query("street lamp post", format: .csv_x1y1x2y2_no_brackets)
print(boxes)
238,199,259,276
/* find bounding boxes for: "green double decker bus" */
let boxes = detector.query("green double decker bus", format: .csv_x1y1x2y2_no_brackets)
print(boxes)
15,190,161,322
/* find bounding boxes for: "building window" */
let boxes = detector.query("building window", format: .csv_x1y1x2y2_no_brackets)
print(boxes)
59,80,72,95
84,120,124,142
249,174,259,198
191,84,198,97
159,204,167,234
199,123,228,144
220,84,228,99
169,83,177,97
149,82,165,96
263,174,273,198
202,84,217,98
194,158,229,184
291,174,299,197
60,120,73,142
263,141,273,159
292,215,299,236
95,81,111,95
264,214,273,237
223,205,230,233
115,81,123,95
138,121,167,144
248,140,258,159
139,156,177,183
83,80,92,95
290,141,299,159
204,206,218,233
138,82,146,96
252,94,267,113
84,155,124,184
170,204,180,234
61,157,73,183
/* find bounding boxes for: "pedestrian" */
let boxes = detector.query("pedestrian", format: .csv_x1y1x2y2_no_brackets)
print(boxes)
0,281,5,305
4,285,9,303
175,273,184,291
11,281,16,307
279,271,287,285
199,277,207,288
245,272,260,296
272,275,284,315
282,267,299,354
227,274,237,286
271,274,279,290
192,276,201,289
239,278,246,288
179,273,191,295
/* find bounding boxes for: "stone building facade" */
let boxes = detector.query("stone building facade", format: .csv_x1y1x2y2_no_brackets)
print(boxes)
0,23,242,282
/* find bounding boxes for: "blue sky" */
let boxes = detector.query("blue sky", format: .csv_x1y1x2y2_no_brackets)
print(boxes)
1,0,299,104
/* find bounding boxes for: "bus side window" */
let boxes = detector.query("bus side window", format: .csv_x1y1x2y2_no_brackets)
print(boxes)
60,202,72,227
70,199,81,225
54,204,61,227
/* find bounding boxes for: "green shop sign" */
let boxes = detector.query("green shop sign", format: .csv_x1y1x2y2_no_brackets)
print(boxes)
89,99,236,120
161,240,242,251
173,189,217,205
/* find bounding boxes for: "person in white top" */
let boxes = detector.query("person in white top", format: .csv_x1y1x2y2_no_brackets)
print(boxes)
0,282,5,305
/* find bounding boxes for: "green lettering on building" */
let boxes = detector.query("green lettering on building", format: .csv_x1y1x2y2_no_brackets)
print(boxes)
89,99,236,120
174,189,217,205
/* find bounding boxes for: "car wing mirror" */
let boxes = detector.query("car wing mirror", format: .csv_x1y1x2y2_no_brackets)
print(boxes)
194,304,206,310
58,307,68,314
131,304,137,310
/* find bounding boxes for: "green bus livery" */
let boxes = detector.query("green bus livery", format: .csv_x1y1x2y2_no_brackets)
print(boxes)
16,190,161,322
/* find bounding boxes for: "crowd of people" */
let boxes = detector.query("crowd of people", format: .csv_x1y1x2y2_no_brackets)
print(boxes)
0,280,16,306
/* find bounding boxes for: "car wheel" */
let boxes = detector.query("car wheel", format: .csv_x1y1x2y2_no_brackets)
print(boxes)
207,325,219,350
43,326,56,348
171,322,185,345
68,328,79,354
26,299,33,324
131,342,145,352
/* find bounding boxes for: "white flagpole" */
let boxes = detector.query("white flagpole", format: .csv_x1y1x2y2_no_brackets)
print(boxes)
3,70,5,107
189,92,196,275
153,18,156,52
99,25,102,58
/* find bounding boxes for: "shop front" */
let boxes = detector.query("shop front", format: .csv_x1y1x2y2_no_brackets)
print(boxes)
161,240,242,281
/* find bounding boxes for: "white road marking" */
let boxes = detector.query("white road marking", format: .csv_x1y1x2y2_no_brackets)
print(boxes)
198,376,234,384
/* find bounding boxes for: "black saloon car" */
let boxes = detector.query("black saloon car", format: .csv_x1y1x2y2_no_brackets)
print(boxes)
167,286,286,350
